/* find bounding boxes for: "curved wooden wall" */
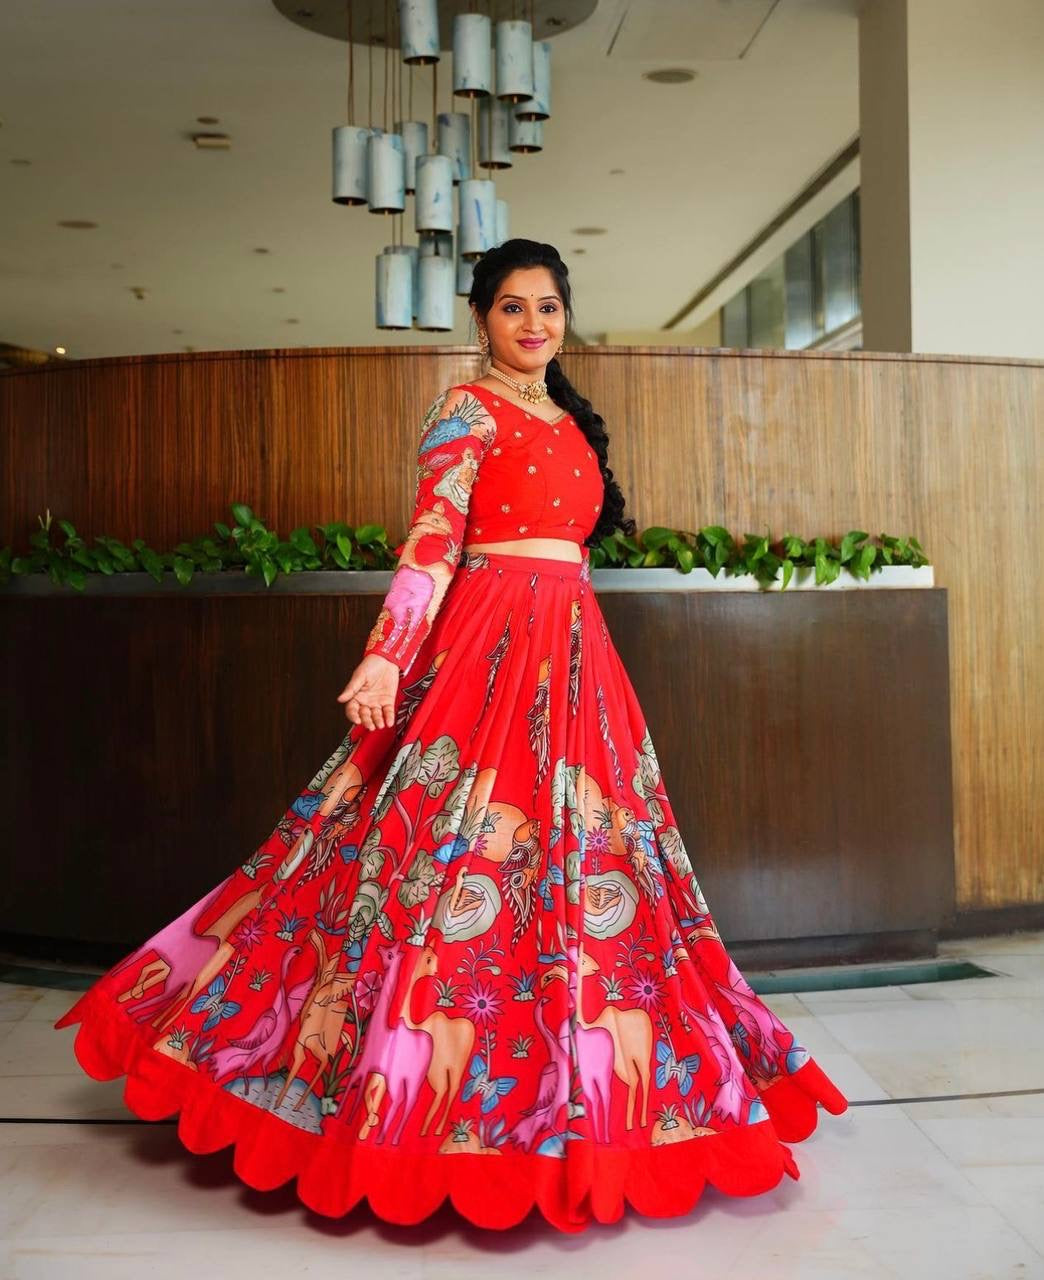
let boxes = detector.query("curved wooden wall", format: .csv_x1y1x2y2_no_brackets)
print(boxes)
1,344,1040,914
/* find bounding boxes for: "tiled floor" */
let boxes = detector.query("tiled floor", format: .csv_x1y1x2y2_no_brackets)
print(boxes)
2,932,1043,1279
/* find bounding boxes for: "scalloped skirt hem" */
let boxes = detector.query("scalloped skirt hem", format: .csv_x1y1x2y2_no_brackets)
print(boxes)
55,987,848,1233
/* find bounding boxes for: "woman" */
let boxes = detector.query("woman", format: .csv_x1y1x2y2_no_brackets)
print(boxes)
55,238,847,1233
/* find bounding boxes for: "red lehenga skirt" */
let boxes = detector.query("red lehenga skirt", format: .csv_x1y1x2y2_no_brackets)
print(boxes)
55,547,848,1233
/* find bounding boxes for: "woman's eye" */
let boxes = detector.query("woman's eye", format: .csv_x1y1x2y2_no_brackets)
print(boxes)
504,304,557,313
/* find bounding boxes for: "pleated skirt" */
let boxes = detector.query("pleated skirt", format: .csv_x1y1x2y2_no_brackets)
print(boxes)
55,546,848,1232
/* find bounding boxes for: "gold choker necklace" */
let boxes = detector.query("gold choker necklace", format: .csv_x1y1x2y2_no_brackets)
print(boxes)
486,364,549,404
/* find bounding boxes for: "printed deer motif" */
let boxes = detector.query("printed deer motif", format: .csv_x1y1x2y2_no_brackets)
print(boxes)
538,964,615,1144
401,945,477,1137
339,939,434,1145
572,943,653,1131
273,928,358,1111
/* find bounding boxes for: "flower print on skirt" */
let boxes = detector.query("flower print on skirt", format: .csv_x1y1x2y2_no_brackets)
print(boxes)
55,547,849,1233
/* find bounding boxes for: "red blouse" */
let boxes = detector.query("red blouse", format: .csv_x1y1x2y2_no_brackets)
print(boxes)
361,381,604,675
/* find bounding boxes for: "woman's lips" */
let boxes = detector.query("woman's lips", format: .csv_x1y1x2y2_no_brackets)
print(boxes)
518,339,546,348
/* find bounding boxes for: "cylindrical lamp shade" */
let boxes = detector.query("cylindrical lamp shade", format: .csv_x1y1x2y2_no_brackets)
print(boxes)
420,231,454,261
478,97,512,170
417,253,455,331
415,153,454,233
331,125,371,205
399,0,440,64
387,244,420,318
456,238,474,296
453,13,491,97
375,250,412,329
437,111,471,182
495,198,509,246
367,130,405,213
396,120,429,193
516,40,550,120
508,115,543,154
459,178,497,258
495,20,534,104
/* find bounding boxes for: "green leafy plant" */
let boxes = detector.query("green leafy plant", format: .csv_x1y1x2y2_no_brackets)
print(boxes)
0,505,929,593
589,525,929,586
0,504,399,591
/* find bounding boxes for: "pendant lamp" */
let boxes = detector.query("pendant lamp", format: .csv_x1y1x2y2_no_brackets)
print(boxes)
375,248,412,329
398,0,439,65
415,152,454,234
453,13,491,97
495,19,534,104
331,124,371,205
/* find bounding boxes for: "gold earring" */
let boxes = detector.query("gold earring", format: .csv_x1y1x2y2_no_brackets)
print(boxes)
477,328,490,355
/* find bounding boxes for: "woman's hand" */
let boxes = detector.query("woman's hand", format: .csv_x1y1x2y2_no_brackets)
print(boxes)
337,654,400,731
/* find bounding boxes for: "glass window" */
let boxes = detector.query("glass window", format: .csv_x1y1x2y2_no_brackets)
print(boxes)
718,189,862,351
722,292,749,348
749,256,785,348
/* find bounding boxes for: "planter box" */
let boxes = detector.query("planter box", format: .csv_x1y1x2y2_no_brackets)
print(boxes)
0,563,934,597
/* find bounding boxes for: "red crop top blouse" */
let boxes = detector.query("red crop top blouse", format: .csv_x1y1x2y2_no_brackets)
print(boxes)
361,381,605,675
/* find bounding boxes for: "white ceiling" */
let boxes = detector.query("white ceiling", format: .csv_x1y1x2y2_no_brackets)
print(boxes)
0,0,861,359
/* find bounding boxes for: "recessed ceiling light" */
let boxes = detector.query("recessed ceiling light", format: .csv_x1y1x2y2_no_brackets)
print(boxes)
10,158,31,166
57,219,98,229
272,286,286,293
192,133,231,149
572,227,607,236
172,329,184,335
196,115,220,124
285,318,300,324
254,247,271,254
111,263,124,269
643,68,696,84
55,346,66,355
609,168,624,175
572,248,587,255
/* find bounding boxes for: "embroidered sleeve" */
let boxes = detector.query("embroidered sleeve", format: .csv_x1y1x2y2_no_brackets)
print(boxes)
361,386,496,677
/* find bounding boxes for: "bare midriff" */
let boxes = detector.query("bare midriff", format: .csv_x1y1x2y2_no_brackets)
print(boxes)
462,537,582,562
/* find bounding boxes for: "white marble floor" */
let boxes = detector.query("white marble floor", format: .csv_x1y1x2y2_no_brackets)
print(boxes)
2,932,1043,1279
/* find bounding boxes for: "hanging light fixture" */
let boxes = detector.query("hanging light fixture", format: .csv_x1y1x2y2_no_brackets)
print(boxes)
453,12,491,98
509,114,543,154
318,0,566,332
460,177,496,258
398,0,439,64
332,125,372,205
415,152,453,233
437,110,471,183
331,5,369,204
367,129,406,212
396,119,429,194
387,243,420,318
478,97,512,170
456,233,474,296
375,247,412,329
495,18,534,105
417,236,455,330
515,38,550,121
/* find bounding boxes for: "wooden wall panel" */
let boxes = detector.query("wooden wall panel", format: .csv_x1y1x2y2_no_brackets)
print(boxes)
1,344,1040,912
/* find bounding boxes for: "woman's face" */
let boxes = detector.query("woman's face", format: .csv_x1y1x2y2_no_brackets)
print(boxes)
473,265,566,380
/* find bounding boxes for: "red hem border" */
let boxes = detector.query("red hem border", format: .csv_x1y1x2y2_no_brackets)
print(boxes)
54,989,848,1233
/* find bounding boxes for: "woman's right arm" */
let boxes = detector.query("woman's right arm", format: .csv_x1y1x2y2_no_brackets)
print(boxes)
337,386,496,730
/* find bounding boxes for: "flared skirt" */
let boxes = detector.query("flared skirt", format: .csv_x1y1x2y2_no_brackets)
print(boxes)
54,547,848,1232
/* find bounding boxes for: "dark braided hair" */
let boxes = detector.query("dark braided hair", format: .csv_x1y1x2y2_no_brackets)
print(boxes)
468,238,636,546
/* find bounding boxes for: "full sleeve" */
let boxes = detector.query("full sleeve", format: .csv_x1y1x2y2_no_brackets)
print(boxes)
361,385,497,677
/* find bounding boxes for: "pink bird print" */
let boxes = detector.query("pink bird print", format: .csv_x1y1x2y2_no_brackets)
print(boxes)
714,956,794,1059
208,945,313,1095
679,997,749,1125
